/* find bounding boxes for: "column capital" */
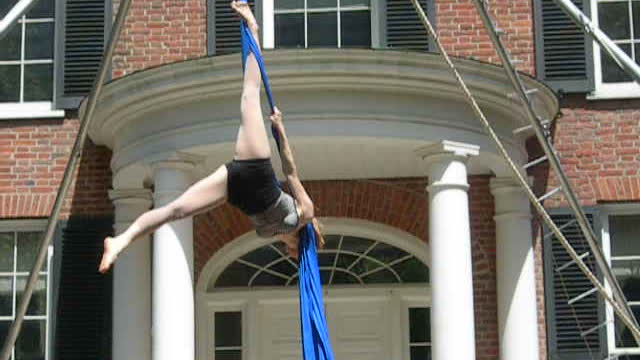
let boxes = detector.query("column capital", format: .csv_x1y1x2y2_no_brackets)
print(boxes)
109,189,153,205
110,189,153,231
490,177,532,222
415,140,480,162
417,141,479,193
150,152,202,173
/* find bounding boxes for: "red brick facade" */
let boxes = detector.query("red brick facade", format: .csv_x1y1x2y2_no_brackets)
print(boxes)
537,96,640,208
0,118,113,219
437,0,535,75
112,0,207,78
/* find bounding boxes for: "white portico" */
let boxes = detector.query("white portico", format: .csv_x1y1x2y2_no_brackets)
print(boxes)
87,49,559,360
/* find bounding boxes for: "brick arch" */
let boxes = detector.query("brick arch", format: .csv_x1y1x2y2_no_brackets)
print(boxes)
194,176,495,284
193,178,430,279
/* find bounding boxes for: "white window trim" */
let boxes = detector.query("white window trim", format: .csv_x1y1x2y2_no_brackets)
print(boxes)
197,218,431,293
0,8,62,119
401,299,431,360
260,0,381,50
588,0,640,100
0,102,64,120
600,204,640,358
0,219,52,360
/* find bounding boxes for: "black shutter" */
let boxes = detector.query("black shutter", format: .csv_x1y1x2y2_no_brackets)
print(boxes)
385,0,431,51
534,0,594,93
545,212,606,360
55,0,109,109
54,215,114,360
208,0,256,56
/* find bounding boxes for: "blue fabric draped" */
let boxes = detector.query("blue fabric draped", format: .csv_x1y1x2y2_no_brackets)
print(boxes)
239,4,336,360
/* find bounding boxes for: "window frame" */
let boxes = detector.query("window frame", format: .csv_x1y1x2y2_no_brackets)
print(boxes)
210,235,430,289
0,219,52,360
600,203,640,358
261,0,383,50
589,0,640,100
402,301,431,360
0,0,64,120
207,303,247,360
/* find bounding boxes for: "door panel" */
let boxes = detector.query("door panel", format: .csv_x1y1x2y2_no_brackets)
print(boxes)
328,298,391,360
259,295,392,360
259,302,302,360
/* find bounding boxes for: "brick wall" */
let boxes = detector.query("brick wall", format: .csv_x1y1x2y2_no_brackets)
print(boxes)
194,176,516,360
535,96,640,207
0,118,113,219
108,0,535,77
437,0,535,75
112,0,207,78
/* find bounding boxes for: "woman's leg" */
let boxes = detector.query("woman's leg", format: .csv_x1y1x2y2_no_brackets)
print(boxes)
232,0,272,160
99,165,229,273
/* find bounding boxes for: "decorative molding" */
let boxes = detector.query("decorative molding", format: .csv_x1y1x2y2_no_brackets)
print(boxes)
150,152,204,171
109,189,153,203
416,140,480,160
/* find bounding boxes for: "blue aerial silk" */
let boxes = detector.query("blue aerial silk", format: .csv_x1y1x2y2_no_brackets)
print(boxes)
239,3,336,360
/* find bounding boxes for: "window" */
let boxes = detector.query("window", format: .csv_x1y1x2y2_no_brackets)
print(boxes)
603,212,640,358
214,312,242,360
408,307,431,360
0,0,63,119
272,0,372,49
209,0,433,55
591,0,640,99
0,227,51,360
211,235,429,289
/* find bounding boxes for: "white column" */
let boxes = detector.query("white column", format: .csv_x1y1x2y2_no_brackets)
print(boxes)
110,189,153,360
416,140,479,360
490,177,539,360
151,160,196,360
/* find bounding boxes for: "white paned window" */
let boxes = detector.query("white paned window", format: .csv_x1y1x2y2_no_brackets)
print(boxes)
0,227,51,360
408,307,431,360
602,210,640,359
0,0,63,119
263,0,375,49
214,311,243,360
591,0,640,99
211,234,429,289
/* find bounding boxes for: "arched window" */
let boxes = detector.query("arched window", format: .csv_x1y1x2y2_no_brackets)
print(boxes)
209,234,429,290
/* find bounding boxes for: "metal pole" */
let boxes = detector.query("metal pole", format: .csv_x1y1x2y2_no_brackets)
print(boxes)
470,0,640,343
551,0,640,84
0,0,133,358
409,0,640,346
0,0,39,40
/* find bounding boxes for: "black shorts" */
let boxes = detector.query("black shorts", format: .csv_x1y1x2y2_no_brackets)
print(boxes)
225,158,282,215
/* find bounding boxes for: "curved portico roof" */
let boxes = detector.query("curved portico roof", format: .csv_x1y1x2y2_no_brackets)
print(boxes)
87,49,559,187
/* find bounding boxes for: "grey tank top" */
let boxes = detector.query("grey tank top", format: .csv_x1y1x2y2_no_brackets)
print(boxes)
249,191,300,238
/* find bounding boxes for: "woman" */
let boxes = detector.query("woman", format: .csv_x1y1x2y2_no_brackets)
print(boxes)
99,0,321,274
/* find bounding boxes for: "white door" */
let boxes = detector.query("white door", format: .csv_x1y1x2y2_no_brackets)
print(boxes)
259,293,391,360
327,296,391,360
259,301,302,360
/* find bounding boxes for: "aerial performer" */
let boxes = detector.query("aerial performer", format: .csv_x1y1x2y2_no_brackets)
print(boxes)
98,0,322,273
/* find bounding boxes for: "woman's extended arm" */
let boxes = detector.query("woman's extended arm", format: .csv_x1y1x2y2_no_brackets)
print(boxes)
269,108,314,222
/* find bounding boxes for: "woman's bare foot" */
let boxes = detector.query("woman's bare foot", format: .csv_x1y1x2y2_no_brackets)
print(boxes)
99,236,123,274
231,0,258,30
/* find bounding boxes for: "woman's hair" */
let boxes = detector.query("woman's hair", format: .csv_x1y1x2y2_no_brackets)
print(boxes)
311,217,325,248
